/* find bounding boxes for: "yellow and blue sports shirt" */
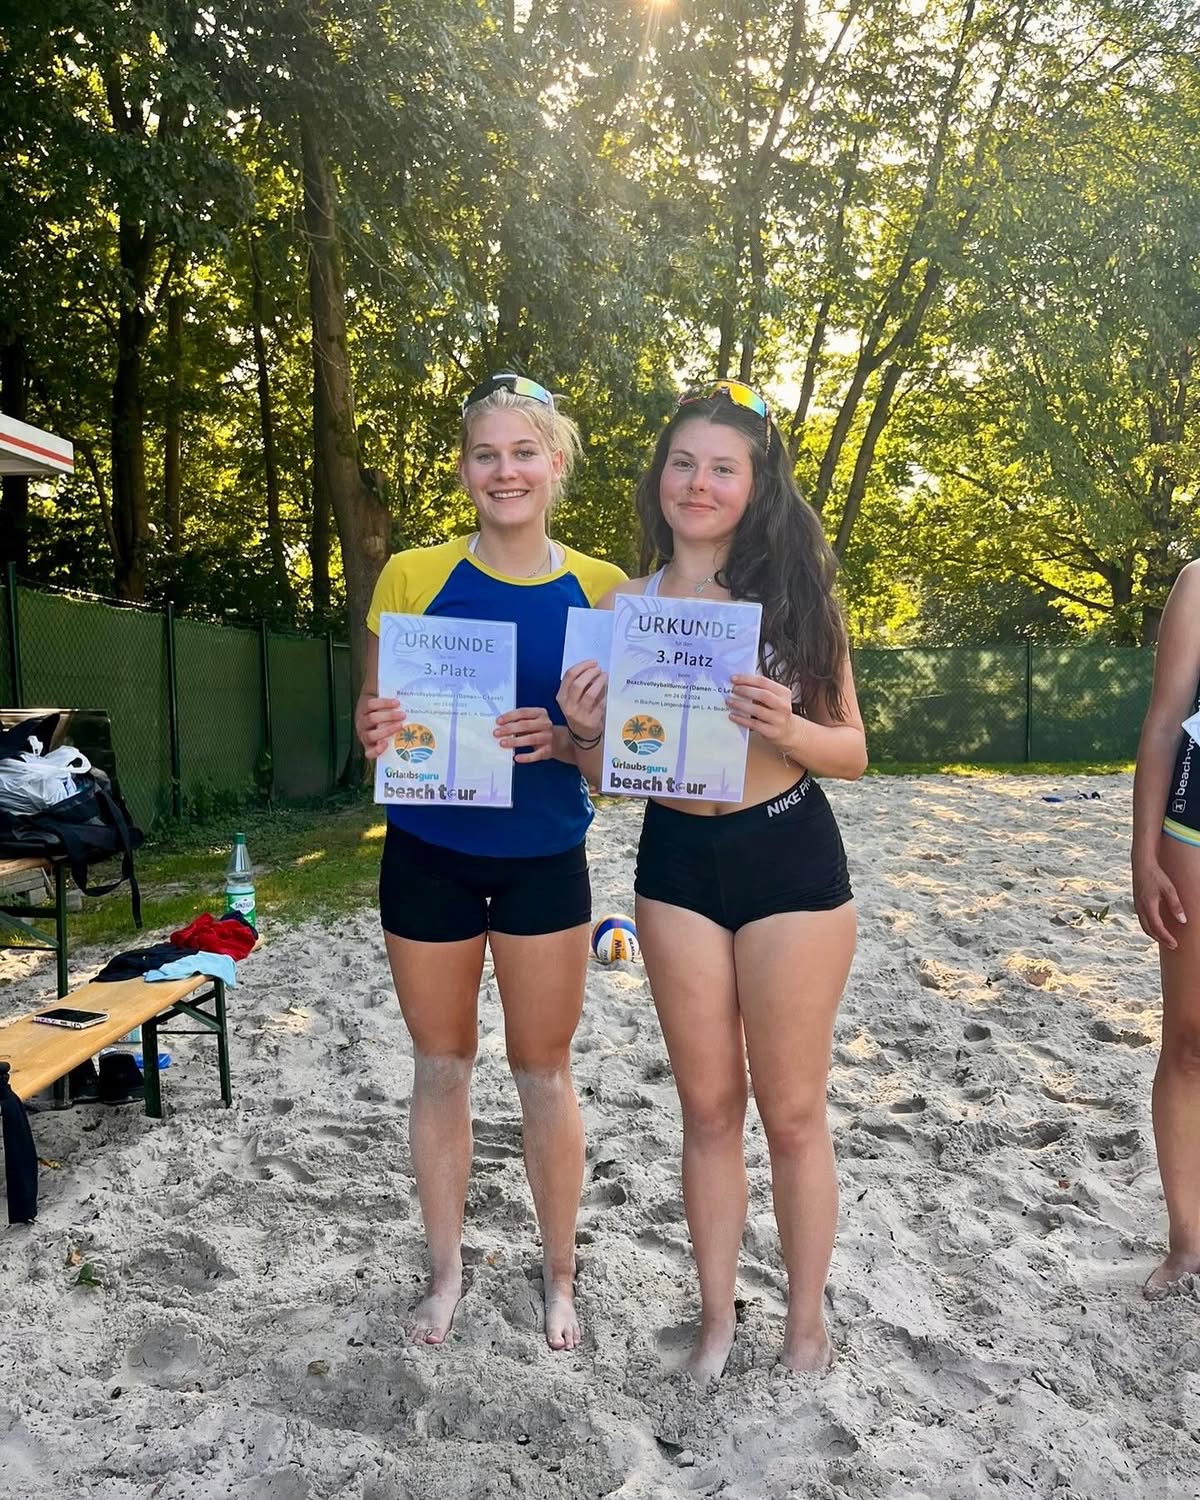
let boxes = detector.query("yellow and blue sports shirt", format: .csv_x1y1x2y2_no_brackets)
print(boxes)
367,535,626,858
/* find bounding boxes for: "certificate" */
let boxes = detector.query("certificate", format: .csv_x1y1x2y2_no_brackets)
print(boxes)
374,613,516,808
560,607,613,676
1184,711,1200,744
601,594,762,803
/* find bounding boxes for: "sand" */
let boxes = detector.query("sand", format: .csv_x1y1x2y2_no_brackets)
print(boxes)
1,773,1198,1500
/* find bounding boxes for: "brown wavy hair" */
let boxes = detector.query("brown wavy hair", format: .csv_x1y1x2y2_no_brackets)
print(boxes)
635,397,849,718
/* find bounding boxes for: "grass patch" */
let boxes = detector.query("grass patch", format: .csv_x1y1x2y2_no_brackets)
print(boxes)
867,760,1134,777
17,792,387,952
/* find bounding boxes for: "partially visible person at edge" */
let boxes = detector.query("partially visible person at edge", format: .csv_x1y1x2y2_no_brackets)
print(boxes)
560,380,867,1380
1132,560,1200,1297
354,373,625,1351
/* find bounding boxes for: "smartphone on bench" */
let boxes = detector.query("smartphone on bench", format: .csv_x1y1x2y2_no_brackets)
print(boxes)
33,1007,109,1030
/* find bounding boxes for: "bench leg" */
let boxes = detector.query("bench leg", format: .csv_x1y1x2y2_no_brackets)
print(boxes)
142,1016,163,1119
53,863,68,999
214,978,232,1107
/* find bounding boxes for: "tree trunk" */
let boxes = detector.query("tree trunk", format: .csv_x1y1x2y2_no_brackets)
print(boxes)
0,329,30,570
1101,562,1137,645
111,294,150,599
301,113,390,752
249,237,294,622
309,367,332,626
833,358,907,556
739,208,765,383
163,292,183,553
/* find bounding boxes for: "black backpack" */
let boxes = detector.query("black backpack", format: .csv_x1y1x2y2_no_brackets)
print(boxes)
0,714,144,926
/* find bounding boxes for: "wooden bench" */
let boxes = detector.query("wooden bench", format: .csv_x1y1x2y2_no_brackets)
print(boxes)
0,971,231,1117
0,856,70,997
1,971,231,1221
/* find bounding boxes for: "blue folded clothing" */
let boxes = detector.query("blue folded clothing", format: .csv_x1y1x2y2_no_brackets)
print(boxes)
144,952,238,988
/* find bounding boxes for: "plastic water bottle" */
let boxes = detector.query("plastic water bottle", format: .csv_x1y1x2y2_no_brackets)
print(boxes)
224,833,256,928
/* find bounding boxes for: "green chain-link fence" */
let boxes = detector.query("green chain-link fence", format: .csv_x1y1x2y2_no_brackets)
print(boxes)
4,574,352,830
854,642,1153,764
1,574,1151,831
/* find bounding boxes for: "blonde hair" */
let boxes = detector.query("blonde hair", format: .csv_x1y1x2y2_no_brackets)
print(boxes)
459,388,583,507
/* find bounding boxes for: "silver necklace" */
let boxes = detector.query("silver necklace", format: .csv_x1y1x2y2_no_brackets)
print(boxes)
473,535,553,578
668,564,716,594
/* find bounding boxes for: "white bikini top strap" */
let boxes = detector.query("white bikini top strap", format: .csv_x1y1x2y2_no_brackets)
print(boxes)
643,567,666,598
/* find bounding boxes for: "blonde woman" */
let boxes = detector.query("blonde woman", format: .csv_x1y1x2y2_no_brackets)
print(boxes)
355,373,624,1349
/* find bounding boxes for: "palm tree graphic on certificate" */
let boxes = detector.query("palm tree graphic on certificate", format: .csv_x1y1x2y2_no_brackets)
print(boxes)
611,595,760,800
380,614,515,806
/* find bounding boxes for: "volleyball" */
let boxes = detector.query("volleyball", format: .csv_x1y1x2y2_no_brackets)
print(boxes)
591,913,639,964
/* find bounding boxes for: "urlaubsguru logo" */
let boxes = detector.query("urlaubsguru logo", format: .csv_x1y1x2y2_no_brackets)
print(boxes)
622,716,666,757
393,724,437,763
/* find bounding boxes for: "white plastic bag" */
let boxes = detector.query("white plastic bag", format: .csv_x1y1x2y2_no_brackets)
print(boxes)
0,744,92,815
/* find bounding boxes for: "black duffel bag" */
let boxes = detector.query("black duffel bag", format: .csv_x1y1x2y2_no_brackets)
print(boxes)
0,716,143,926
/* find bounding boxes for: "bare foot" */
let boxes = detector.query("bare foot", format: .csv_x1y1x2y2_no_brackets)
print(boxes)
781,1315,835,1375
543,1273,582,1351
684,1314,736,1383
406,1275,463,1345
1144,1253,1200,1300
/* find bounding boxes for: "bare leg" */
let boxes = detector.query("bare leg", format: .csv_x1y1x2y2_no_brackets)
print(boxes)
637,896,746,1381
1147,836,1200,1295
385,931,485,1343
490,923,590,1350
737,904,855,1372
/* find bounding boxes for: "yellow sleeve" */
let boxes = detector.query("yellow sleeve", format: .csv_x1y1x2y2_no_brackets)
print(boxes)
366,539,469,632
366,553,410,635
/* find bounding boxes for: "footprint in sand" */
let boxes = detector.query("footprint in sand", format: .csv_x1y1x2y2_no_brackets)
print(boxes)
125,1322,214,1388
125,1232,234,1293
473,1119,523,1160
888,1094,927,1115
1089,1129,1142,1162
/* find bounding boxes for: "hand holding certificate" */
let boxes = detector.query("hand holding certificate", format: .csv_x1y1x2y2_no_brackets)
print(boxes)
601,594,762,803
374,613,516,808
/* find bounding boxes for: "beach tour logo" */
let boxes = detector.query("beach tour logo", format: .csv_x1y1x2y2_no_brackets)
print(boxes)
393,724,437,763
622,715,666,757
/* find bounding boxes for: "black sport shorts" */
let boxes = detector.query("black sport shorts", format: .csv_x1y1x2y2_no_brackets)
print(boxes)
634,774,852,931
379,823,591,942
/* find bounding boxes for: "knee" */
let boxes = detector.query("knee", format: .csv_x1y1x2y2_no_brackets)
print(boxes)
509,1062,575,1121
413,1050,475,1095
681,1085,747,1145
757,1096,829,1156
1161,1027,1200,1079
507,1036,572,1080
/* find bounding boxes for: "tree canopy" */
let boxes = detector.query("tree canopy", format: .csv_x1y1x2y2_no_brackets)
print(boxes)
2,0,1197,651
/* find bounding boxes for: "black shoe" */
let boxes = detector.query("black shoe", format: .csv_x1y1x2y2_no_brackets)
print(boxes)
68,1059,100,1103
97,1052,145,1105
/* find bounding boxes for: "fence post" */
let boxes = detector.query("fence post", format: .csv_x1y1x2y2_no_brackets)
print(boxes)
5,562,23,708
1025,638,1034,764
259,620,275,807
164,603,182,819
326,630,339,790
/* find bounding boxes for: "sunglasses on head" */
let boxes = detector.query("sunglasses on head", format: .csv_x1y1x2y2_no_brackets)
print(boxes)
462,372,555,416
677,379,772,441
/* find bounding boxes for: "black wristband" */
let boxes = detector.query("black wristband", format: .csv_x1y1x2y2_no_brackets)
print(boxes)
567,725,603,750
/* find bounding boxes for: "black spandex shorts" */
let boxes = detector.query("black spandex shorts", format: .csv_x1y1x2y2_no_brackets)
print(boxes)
379,823,591,942
634,774,852,931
